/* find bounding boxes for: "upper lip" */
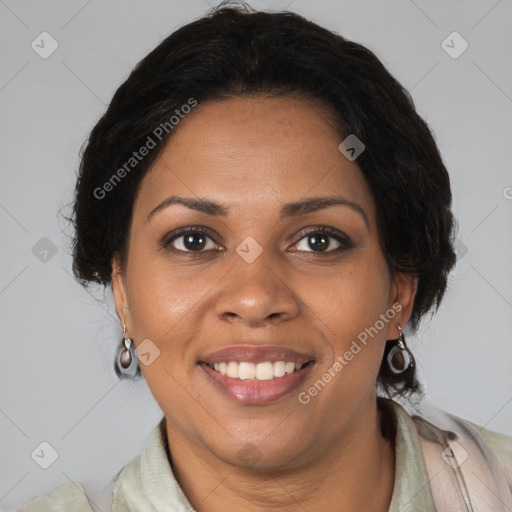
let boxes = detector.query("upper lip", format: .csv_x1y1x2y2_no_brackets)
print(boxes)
200,345,315,365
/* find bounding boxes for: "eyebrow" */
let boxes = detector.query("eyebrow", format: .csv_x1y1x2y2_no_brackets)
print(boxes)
146,195,369,229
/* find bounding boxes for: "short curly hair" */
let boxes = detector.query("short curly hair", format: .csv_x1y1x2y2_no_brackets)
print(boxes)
71,1,457,396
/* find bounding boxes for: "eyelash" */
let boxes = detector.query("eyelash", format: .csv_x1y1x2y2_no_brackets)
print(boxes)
160,225,355,257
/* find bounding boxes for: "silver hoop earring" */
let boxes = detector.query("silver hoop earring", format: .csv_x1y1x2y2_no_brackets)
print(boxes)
387,324,413,374
120,323,133,369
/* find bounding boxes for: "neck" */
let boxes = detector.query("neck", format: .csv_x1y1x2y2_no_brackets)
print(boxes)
165,396,396,512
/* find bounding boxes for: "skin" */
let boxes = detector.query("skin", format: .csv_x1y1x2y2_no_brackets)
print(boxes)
112,95,418,512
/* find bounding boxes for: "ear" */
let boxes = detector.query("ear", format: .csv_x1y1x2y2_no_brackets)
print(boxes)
111,255,131,331
386,273,419,340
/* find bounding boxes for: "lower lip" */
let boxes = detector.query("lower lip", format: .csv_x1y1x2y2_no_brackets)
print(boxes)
199,362,314,405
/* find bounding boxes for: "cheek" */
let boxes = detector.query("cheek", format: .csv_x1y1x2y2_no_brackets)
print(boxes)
301,250,392,369
125,234,206,333
123,248,199,371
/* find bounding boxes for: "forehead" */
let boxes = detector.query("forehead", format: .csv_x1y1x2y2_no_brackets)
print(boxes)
135,96,375,223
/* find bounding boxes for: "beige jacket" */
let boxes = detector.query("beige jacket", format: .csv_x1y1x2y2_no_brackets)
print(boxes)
15,399,512,511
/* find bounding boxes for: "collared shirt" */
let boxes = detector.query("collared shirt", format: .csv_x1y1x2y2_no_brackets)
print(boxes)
15,399,512,511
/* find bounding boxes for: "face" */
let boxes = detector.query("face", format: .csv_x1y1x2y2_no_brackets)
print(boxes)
112,96,417,470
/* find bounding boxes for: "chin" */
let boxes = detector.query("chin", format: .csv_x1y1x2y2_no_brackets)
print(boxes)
205,422,315,471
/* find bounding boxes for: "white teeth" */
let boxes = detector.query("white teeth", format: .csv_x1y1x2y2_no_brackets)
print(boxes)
273,361,286,377
256,362,274,380
226,361,239,378
238,362,256,380
207,360,308,380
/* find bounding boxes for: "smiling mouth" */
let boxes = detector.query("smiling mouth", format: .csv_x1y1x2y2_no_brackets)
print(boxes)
203,360,315,380
198,344,316,403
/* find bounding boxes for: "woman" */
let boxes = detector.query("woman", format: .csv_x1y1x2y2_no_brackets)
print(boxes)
17,2,512,511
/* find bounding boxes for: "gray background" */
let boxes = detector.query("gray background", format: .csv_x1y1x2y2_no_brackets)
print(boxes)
1,0,511,510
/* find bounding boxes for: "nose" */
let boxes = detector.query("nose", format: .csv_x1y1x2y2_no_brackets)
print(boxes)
214,251,300,327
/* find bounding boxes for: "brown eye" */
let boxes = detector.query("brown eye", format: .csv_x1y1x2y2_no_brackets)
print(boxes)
180,232,208,251
292,228,354,254
164,228,219,253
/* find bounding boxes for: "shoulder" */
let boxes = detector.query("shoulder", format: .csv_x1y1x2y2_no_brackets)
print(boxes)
471,422,512,491
15,481,95,512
